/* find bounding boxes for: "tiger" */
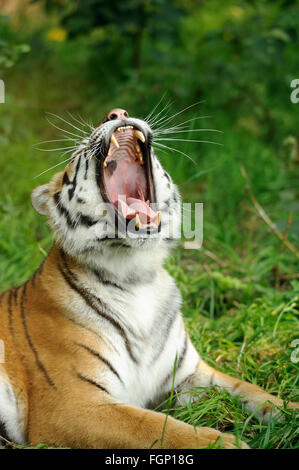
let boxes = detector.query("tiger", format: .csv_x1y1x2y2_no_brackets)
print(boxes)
0,108,297,449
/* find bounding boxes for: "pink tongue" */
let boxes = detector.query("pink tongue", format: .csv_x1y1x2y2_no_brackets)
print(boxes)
116,197,158,224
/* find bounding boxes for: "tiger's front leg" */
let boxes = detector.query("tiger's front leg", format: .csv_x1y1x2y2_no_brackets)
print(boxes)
181,359,298,423
28,394,249,449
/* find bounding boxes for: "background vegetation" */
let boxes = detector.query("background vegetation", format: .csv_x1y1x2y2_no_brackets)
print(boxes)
0,0,298,449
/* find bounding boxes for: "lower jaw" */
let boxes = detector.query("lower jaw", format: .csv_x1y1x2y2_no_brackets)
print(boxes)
121,215,161,235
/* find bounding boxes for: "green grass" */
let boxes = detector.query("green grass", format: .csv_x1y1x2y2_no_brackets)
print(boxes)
0,70,298,449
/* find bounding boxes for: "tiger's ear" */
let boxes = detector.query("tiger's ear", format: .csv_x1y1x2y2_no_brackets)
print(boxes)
31,184,50,216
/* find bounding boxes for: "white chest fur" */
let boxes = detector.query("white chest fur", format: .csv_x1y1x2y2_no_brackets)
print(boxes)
0,367,25,445
69,265,187,408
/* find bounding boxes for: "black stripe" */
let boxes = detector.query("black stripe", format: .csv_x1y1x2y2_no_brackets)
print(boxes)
54,192,98,228
62,171,70,186
58,258,138,364
97,236,112,242
177,332,188,370
31,269,38,288
150,311,177,364
54,192,76,228
31,261,44,288
84,155,89,180
93,269,126,291
61,250,139,344
59,306,106,341
38,259,45,277
91,267,143,340
160,334,188,390
164,171,171,182
150,290,180,364
79,213,98,227
77,197,86,204
75,342,123,384
13,285,21,305
20,283,56,389
77,371,109,394
109,242,132,249
68,156,81,201
0,291,7,307
173,194,179,203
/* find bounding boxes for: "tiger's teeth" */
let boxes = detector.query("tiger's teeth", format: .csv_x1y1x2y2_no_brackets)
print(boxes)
117,125,133,131
104,149,111,167
135,143,144,164
134,130,145,143
111,135,119,148
146,200,150,206
135,213,141,229
155,212,161,227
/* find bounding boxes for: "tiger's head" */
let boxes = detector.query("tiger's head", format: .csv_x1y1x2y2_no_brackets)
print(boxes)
31,109,181,262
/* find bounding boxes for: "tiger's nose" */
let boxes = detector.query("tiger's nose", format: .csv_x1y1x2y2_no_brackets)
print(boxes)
107,108,129,121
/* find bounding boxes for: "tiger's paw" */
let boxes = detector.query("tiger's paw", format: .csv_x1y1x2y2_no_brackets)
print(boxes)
196,427,249,449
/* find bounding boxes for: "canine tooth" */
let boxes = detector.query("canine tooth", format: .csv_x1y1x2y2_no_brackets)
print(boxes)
134,130,145,143
111,135,119,147
104,149,110,167
136,143,141,153
146,200,150,205
135,213,141,229
155,212,161,227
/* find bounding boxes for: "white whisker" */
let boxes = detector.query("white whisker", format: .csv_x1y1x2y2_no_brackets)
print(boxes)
67,112,94,131
147,99,174,127
45,116,86,141
145,92,168,122
155,137,222,146
151,101,205,130
34,147,77,153
33,138,78,147
34,156,75,179
153,142,197,166
154,128,223,136
46,112,89,136
153,115,212,133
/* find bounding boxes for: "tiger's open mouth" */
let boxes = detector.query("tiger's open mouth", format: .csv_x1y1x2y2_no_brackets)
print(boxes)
100,124,160,232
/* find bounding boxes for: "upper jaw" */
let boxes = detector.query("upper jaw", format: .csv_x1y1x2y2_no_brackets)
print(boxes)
102,118,152,154
94,118,159,234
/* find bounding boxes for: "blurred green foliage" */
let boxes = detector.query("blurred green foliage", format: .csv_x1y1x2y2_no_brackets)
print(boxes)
25,0,298,142
0,15,30,69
